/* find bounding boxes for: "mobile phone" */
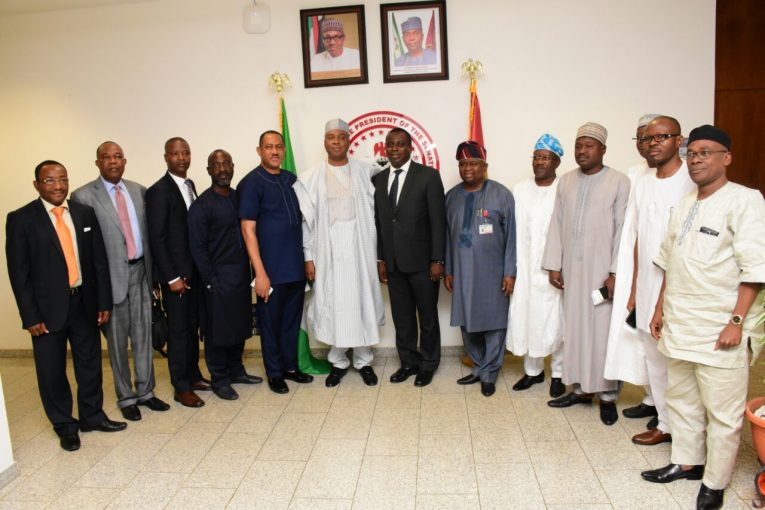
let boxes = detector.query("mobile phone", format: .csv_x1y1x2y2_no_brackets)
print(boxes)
625,308,637,328
591,286,609,306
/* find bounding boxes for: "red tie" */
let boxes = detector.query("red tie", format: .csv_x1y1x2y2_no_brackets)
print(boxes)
114,185,137,260
52,207,79,287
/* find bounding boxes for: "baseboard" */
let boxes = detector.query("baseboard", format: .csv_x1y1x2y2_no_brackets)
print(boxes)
0,462,18,490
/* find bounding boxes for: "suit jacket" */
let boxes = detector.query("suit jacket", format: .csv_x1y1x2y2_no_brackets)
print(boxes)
6,199,113,331
373,160,446,273
145,172,195,284
71,178,152,303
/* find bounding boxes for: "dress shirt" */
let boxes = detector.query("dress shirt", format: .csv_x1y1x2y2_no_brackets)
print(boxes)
101,177,143,259
41,198,82,287
168,171,195,210
387,158,412,205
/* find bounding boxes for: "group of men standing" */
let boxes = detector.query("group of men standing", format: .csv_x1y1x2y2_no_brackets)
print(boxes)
5,115,764,510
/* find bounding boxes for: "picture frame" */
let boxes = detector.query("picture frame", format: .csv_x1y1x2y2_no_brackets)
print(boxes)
300,5,369,88
380,1,448,83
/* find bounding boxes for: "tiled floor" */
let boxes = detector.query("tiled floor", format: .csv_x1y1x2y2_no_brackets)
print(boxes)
1,353,763,509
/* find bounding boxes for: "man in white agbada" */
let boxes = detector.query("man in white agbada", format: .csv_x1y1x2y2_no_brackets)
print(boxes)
641,125,765,510
294,119,384,387
543,122,630,426
310,18,361,75
605,113,662,428
624,116,696,447
507,133,565,398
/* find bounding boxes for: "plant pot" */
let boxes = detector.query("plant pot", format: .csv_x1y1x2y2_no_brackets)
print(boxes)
746,397,765,464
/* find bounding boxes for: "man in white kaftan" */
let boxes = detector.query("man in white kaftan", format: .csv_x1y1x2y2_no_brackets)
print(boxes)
507,134,565,398
641,125,765,510
295,119,384,387
543,122,630,426
624,116,695,447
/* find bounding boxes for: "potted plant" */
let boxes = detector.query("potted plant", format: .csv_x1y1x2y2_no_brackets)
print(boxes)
745,303,765,463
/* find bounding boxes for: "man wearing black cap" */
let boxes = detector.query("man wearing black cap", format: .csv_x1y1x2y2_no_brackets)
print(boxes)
641,125,765,510
444,141,516,397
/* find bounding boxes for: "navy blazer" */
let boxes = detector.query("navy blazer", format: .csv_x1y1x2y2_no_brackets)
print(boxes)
6,199,112,331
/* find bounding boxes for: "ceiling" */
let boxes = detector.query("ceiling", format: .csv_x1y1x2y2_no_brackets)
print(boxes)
0,0,157,16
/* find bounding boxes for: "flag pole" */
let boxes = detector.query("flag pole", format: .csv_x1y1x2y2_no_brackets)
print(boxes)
267,71,331,375
461,58,484,143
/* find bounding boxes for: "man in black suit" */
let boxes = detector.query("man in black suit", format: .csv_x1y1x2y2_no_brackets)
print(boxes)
6,160,127,452
373,128,446,387
146,137,211,408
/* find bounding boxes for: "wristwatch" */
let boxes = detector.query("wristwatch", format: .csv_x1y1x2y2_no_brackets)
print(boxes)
730,314,743,326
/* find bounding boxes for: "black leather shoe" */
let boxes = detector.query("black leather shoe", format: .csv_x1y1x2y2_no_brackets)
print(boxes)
457,374,481,385
547,392,593,408
138,397,171,411
600,401,618,425
390,367,418,383
80,418,128,433
231,374,263,385
622,403,657,419
268,377,289,394
640,463,704,484
549,378,565,397
60,433,80,452
414,370,434,387
697,483,724,510
284,370,314,384
359,366,378,386
325,367,348,387
192,379,213,392
647,416,659,430
214,385,239,400
481,382,496,397
512,372,544,391
120,404,141,421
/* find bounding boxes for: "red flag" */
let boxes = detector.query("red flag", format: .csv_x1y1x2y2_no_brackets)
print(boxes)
425,10,436,50
468,79,484,145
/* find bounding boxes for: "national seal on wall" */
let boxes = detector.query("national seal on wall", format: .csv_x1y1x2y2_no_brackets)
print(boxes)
348,111,440,170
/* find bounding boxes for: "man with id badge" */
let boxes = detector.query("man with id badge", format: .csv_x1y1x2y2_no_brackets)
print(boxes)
641,125,765,510
444,141,516,397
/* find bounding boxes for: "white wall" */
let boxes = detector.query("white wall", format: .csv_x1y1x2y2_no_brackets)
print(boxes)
0,0,716,349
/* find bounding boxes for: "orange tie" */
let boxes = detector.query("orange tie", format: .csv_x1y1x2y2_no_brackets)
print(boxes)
52,207,79,287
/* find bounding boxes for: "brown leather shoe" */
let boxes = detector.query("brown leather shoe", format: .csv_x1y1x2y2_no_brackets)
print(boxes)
632,428,671,445
174,391,205,408
191,379,212,392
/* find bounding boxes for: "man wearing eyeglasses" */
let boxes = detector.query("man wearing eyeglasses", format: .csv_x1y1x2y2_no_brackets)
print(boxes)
310,17,361,77
506,134,565,398
641,125,765,510
621,116,695,447
6,160,126,452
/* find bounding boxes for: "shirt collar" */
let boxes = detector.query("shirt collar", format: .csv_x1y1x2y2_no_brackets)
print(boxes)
100,176,125,192
168,171,189,187
40,197,67,213
392,158,412,173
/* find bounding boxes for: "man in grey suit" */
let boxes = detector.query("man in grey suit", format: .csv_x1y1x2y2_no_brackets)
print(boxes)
71,141,170,421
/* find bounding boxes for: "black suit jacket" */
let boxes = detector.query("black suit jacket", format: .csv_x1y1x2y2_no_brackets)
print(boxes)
373,161,446,273
6,199,112,331
146,173,195,284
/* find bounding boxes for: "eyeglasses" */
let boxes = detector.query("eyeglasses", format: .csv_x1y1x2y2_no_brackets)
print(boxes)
322,35,344,42
687,150,728,161
638,133,681,144
38,178,69,186
531,155,556,162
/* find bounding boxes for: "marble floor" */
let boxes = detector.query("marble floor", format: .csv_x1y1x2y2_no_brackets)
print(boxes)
0,353,763,509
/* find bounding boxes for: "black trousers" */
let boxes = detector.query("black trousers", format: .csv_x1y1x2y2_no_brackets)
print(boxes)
31,291,106,436
387,269,441,372
204,342,246,389
161,283,204,392
257,281,304,378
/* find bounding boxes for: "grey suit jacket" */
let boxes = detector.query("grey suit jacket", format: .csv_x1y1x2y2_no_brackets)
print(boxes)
71,177,152,303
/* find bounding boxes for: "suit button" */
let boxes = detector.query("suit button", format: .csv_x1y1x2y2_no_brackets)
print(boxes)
392,219,396,223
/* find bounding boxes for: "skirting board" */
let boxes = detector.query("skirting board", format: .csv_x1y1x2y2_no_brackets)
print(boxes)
0,463,18,490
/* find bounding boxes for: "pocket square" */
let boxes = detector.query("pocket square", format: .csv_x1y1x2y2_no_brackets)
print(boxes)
83,227,92,232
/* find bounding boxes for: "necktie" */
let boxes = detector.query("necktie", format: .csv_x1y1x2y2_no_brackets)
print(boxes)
389,169,403,209
185,179,197,206
114,185,137,260
52,207,79,287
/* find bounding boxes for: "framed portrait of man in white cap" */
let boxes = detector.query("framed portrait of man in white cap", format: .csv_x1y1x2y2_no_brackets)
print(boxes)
300,5,369,88
380,1,448,83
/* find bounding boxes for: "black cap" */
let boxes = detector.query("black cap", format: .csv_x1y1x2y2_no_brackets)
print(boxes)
688,124,731,150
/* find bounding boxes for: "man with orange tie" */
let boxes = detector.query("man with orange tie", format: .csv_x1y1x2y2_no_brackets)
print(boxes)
6,160,126,452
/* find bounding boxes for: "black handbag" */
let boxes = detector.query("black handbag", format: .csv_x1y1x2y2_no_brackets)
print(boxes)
151,290,169,357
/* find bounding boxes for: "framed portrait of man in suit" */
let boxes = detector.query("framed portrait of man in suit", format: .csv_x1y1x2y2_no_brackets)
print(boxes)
381,1,449,83
300,5,369,88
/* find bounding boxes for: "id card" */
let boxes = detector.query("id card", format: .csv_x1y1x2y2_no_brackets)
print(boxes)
479,224,493,235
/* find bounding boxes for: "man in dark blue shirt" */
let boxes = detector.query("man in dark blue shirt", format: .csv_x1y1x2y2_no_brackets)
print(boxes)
238,131,313,394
